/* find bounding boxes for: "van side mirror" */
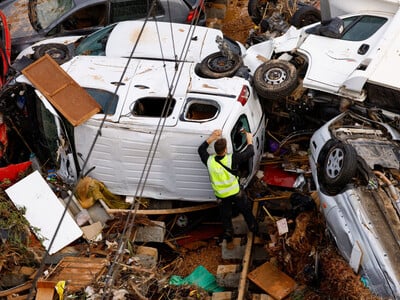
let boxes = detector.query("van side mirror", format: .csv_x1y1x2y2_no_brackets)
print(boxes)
306,17,344,39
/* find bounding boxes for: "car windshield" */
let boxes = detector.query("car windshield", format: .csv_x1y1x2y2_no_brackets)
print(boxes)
75,23,117,55
33,0,74,29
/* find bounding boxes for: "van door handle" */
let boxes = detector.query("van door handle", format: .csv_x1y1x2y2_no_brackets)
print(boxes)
358,44,369,55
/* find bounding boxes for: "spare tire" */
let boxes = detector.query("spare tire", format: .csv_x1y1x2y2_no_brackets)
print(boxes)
253,60,298,100
317,140,357,196
290,5,321,28
198,52,243,79
32,43,72,65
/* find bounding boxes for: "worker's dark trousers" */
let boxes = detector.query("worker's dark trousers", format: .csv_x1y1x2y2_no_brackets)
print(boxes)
219,190,258,240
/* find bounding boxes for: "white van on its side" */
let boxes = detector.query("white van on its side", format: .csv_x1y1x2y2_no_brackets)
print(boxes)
10,26,265,202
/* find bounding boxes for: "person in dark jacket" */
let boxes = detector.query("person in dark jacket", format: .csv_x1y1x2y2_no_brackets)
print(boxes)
198,129,258,242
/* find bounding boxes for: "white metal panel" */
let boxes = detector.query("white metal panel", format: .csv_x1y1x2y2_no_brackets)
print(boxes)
326,0,400,17
5,171,82,254
105,21,222,61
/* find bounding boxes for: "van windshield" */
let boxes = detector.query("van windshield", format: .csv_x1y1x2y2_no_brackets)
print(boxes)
341,15,387,41
75,23,117,56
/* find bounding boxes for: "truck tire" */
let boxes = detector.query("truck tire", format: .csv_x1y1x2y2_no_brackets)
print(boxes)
318,140,357,196
32,43,72,65
253,60,298,100
198,52,243,79
290,5,321,28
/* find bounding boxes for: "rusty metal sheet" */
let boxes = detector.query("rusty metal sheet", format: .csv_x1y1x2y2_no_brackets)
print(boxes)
22,54,101,126
247,262,297,300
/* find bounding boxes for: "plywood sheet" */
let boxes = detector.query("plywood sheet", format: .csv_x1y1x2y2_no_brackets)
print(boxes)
39,256,108,292
247,262,297,300
22,54,100,126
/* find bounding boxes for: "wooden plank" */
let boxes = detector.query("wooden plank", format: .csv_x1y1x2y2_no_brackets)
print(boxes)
21,54,100,126
247,262,297,300
237,201,258,300
0,281,32,297
107,202,217,215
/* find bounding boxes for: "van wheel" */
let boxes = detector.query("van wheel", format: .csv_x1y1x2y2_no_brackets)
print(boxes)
32,43,72,65
198,52,243,79
318,141,357,196
253,60,298,100
290,5,321,28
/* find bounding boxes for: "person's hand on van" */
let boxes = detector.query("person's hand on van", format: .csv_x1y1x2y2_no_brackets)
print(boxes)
246,131,253,145
206,129,222,144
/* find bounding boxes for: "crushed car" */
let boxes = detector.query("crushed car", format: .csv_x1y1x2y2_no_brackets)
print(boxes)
0,0,206,59
308,109,400,298
242,2,400,130
2,21,265,202
13,19,245,67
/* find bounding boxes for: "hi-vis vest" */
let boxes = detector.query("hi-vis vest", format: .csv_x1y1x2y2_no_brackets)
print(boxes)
207,154,240,198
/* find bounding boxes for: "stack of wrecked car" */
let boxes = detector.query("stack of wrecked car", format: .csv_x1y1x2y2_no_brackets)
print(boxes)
3,20,265,202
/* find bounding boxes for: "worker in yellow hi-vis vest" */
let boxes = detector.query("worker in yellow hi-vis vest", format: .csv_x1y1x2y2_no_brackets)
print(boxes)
198,129,258,243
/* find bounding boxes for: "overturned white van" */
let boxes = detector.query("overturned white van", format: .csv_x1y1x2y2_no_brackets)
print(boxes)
4,22,265,202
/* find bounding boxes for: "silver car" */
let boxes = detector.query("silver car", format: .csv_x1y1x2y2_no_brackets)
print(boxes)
309,110,400,298
0,0,206,59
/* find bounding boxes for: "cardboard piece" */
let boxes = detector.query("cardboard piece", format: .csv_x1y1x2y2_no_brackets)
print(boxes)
247,262,297,299
349,241,363,273
21,54,100,126
6,171,82,254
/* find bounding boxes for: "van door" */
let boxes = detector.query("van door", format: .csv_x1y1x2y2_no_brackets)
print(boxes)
301,14,390,93
230,113,265,186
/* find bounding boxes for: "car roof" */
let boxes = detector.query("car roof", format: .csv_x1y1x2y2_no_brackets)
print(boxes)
105,21,222,61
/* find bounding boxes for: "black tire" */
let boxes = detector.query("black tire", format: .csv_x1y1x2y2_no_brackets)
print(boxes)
32,43,72,65
198,52,243,79
290,5,321,28
317,140,357,196
253,60,298,100
248,0,268,25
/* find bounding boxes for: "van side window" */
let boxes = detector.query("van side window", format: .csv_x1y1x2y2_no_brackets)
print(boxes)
110,0,164,22
61,4,107,31
132,97,175,117
182,99,219,121
231,115,250,152
85,88,118,115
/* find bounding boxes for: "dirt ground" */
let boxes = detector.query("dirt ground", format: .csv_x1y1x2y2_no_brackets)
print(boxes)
222,0,255,44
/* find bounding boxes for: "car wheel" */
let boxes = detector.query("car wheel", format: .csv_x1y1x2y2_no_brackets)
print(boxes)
247,0,268,25
32,43,72,65
198,52,243,79
318,140,357,195
290,5,321,28
253,60,298,100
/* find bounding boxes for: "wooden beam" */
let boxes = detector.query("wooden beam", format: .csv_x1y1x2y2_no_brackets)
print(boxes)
237,201,259,300
106,202,217,215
